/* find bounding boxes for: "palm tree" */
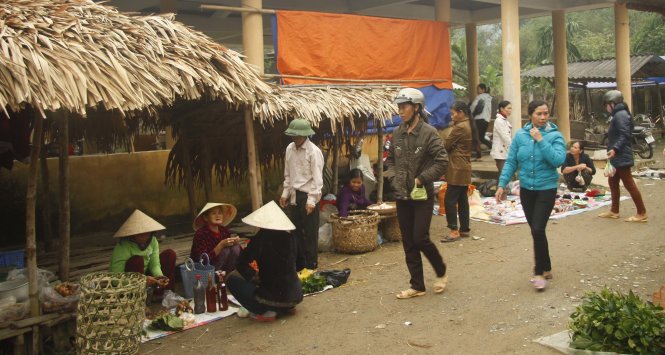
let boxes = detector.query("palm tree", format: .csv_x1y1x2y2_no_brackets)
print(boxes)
534,19,582,64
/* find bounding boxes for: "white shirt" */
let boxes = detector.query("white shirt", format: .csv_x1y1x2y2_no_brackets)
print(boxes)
490,112,512,160
470,93,492,122
281,138,324,206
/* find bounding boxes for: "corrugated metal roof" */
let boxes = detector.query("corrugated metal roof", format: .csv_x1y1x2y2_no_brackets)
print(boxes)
521,55,665,82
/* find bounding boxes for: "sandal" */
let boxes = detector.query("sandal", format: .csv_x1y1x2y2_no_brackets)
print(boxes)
396,288,426,299
531,275,547,291
441,235,460,243
250,310,277,322
625,216,648,223
598,211,619,219
433,275,448,294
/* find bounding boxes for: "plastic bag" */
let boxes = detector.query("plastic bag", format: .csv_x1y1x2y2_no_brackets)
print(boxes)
315,269,351,288
318,223,334,252
603,159,616,177
0,301,28,328
162,290,186,309
7,267,54,291
477,180,498,197
437,182,448,215
40,282,80,314
410,184,427,201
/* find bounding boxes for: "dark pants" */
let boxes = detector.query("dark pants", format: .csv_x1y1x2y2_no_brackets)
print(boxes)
475,119,492,149
289,191,320,270
227,273,292,315
563,170,593,190
608,166,646,215
495,159,505,174
125,249,176,291
519,188,555,276
444,185,470,232
396,199,446,291
214,245,241,273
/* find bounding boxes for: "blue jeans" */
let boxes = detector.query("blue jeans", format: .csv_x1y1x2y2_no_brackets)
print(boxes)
519,188,555,276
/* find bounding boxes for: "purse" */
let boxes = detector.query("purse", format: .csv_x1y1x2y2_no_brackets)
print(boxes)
410,183,427,201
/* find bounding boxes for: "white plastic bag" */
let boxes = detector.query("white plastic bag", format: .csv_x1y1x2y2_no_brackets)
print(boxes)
603,159,616,177
318,223,334,252
162,290,186,309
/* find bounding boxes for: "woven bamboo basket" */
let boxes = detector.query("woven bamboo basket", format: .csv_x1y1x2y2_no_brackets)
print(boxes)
76,272,146,355
380,214,401,242
330,210,380,254
367,202,396,216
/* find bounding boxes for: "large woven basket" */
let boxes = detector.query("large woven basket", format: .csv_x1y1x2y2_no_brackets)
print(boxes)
380,214,401,242
76,272,146,355
330,210,380,254
367,202,396,216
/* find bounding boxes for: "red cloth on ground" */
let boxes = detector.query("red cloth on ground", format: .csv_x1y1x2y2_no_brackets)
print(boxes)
125,249,176,291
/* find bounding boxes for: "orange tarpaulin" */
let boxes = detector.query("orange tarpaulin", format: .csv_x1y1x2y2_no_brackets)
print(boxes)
275,11,452,89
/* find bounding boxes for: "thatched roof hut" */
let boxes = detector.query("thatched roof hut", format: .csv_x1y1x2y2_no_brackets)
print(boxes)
165,84,400,188
0,0,272,116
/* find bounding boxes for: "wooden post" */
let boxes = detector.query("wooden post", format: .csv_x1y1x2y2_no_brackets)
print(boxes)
181,134,198,219
26,107,45,318
376,120,384,203
39,125,54,250
58,113,70,282
201,137,212,201
331,132,340,196
657,82,664,127
583,83,590,118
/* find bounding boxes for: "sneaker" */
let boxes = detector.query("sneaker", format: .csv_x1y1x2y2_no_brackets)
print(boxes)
250,310,277,322
531,275,547,291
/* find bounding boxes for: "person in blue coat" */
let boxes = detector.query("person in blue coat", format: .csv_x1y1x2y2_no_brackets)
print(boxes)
495,100,566,291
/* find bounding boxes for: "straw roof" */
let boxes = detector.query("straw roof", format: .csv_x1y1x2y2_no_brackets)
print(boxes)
0,0,273,116
253,85,400,132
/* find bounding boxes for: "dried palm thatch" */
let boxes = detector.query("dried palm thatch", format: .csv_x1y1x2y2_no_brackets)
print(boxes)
0,0,273,116
164,85,400,187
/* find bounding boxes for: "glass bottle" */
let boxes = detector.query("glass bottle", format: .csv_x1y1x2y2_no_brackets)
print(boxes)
216,271,228,311
206,273,217,313
193,274,206,314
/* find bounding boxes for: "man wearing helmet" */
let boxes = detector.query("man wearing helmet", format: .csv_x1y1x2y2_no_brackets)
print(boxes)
597,90,648,222
386,87,450,299
279,119,325,270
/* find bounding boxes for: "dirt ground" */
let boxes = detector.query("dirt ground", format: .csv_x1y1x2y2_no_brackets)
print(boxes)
141,147,665,355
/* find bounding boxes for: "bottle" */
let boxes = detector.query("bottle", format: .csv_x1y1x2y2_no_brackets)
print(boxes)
216,271,228,311
206,273,217,313
193,274,206,314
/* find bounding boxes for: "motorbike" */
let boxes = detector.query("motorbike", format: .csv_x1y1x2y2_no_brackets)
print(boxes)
602,114,656,159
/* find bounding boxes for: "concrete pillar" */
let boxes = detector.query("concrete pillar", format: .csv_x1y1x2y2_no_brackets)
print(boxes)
465,23,479,102
242,0,264,209
614,2,632,109
434,0,450,22
501,0,522,131
552,10,570,141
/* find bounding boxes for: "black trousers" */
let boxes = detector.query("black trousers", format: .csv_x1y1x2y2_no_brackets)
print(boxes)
563,170,593,190
444,185,470,232
396,199,446,291
288,191,319,270
475,119,492,149
519,188,555,276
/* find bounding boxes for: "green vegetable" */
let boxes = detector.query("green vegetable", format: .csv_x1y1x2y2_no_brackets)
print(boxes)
150,313,184,331
301,274,327,294
569,287,665,353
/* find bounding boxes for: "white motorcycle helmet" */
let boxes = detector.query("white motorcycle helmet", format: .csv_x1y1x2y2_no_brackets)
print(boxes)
393,88,430,117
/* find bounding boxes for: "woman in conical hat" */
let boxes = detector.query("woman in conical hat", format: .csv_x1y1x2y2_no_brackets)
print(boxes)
228,200,303,322
190,202,240,273
109,210,176,292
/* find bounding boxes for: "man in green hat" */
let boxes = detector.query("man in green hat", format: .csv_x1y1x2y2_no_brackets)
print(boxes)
279,119,324,271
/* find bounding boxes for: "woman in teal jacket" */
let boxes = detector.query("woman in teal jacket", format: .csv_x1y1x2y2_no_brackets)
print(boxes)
495,100,566,291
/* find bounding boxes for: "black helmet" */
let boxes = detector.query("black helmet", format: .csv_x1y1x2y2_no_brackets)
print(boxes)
603,90,624,105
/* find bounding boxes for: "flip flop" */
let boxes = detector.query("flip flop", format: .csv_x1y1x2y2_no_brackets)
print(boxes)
625,216,648,223
441,235,460,243
598,212,619,219
396,288,426,299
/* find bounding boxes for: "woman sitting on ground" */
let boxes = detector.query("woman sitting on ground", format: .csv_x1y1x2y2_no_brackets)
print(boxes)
109,209,176,292
560,140,596,192
190,203,241,273
336,168,374,217
228,201,303,322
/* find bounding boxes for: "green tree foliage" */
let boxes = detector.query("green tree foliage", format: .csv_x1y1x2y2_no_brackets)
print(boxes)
632,12,665,55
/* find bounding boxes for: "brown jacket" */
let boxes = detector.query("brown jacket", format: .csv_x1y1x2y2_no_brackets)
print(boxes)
386,119,448,200
444,118,472,186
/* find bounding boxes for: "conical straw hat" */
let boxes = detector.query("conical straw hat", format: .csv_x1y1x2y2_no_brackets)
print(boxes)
241,201,295,231
193,202,238,230
113,209,166,238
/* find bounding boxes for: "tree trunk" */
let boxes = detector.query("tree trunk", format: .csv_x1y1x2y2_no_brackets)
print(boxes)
58,113,70,281
26,108,45,317
39,125,54,251
201,138,212,201
181,134,198,219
